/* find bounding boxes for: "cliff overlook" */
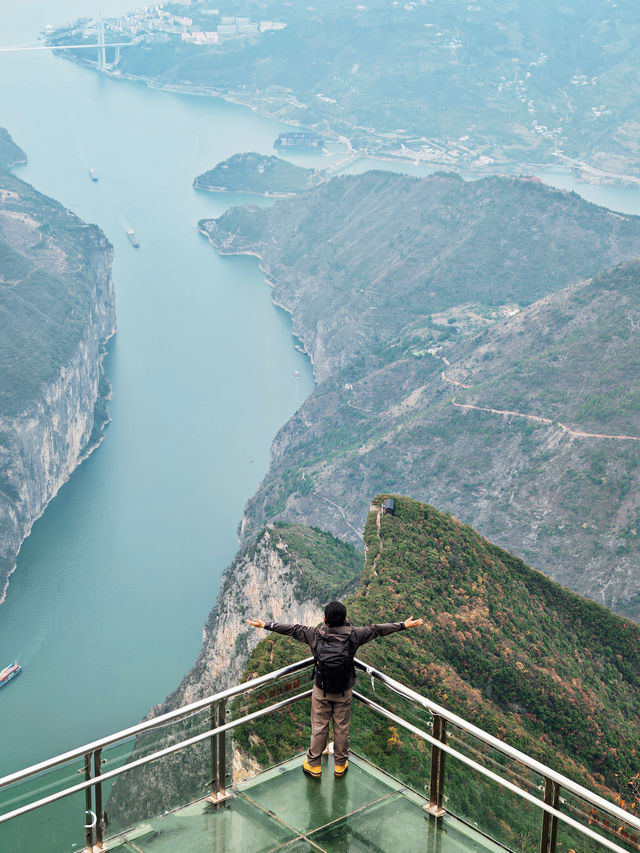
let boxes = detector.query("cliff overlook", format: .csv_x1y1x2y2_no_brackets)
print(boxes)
110,498,640,848
242,496,640,848
201,171,640,618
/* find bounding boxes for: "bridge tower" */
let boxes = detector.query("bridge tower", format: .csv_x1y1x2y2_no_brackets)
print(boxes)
97,14,106,71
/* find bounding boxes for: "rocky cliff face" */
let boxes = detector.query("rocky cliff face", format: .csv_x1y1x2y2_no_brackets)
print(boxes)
0,245,114,598
0,148,116,598
150,527,325,715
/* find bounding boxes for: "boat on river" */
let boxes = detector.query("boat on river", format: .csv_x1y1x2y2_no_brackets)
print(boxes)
127,229,140,248
0,662,21,689
89,168,98,182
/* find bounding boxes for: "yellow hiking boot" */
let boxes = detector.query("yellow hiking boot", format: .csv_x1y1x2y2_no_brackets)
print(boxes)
334,760,349,777
302,760,322,778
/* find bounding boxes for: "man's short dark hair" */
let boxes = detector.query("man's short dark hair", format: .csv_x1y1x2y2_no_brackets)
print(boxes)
325,601,347,627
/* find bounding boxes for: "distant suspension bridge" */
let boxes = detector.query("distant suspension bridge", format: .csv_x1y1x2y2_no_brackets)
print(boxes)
0,17,139,71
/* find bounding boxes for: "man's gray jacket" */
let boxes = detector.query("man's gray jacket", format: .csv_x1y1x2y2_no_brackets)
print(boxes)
264,619,406,691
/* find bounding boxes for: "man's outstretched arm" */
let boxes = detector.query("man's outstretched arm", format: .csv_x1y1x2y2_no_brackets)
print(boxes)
247,618,316,645
352,615,424,647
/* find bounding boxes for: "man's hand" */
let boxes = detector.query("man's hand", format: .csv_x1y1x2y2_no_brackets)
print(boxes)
247,618,266,629
404,616,424,629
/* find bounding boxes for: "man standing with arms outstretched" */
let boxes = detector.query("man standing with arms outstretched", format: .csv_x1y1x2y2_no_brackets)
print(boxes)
247,601,423,778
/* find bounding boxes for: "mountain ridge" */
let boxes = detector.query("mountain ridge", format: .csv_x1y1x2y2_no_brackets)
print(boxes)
240,495,640,850
201,171,640,382
200,171,640,617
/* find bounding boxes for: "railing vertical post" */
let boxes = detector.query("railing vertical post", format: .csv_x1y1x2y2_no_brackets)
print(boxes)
210,701,219,798
217,699,227,798
207,699,231,805
83,753,94,851
540,777,560,853
427,715,447,817
93,749,104,849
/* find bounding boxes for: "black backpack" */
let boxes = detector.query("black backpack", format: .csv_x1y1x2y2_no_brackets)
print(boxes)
314,629,355,696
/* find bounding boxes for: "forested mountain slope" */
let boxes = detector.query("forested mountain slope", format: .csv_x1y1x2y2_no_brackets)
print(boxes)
202,171,640,380
242,496,640,849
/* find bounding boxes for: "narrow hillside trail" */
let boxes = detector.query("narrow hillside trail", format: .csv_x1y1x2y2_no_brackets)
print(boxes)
344,383,376,414
441,371,472,389
368,503,384,577
312,490,364,541
435,354,640,442
449,397,640,442
341,352,639,442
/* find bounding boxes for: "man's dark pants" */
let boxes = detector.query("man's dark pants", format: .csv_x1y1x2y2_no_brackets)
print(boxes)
307,684,352,767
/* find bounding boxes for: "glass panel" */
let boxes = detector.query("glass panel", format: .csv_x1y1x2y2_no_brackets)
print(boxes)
105,666,315,839
229,666,315,781
240,755,398,835
0,754,92,853
351,674,639,853
308,790,502,852
0,788,87,853
560,787,640,853
351,675,434,798
105,705,217,836
0,754,85,818
309,792,432,851
107,794,298,853
444,721,544,852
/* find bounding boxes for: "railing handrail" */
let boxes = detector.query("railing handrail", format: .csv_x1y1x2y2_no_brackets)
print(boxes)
0,656,315,789
353,658,640,833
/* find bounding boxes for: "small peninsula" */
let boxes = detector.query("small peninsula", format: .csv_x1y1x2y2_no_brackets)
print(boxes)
193,152,323,197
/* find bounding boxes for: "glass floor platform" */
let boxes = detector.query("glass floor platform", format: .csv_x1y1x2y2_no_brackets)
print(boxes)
107,754,506,853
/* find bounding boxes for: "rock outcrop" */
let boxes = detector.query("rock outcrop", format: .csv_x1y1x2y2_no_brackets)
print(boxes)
151,527,325,715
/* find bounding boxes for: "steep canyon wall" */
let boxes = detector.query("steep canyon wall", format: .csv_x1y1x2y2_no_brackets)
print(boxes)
0,133,116,598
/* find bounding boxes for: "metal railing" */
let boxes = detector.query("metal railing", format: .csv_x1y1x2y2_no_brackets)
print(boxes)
0,658,313,850
1,656,639,853
353,660,640,853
